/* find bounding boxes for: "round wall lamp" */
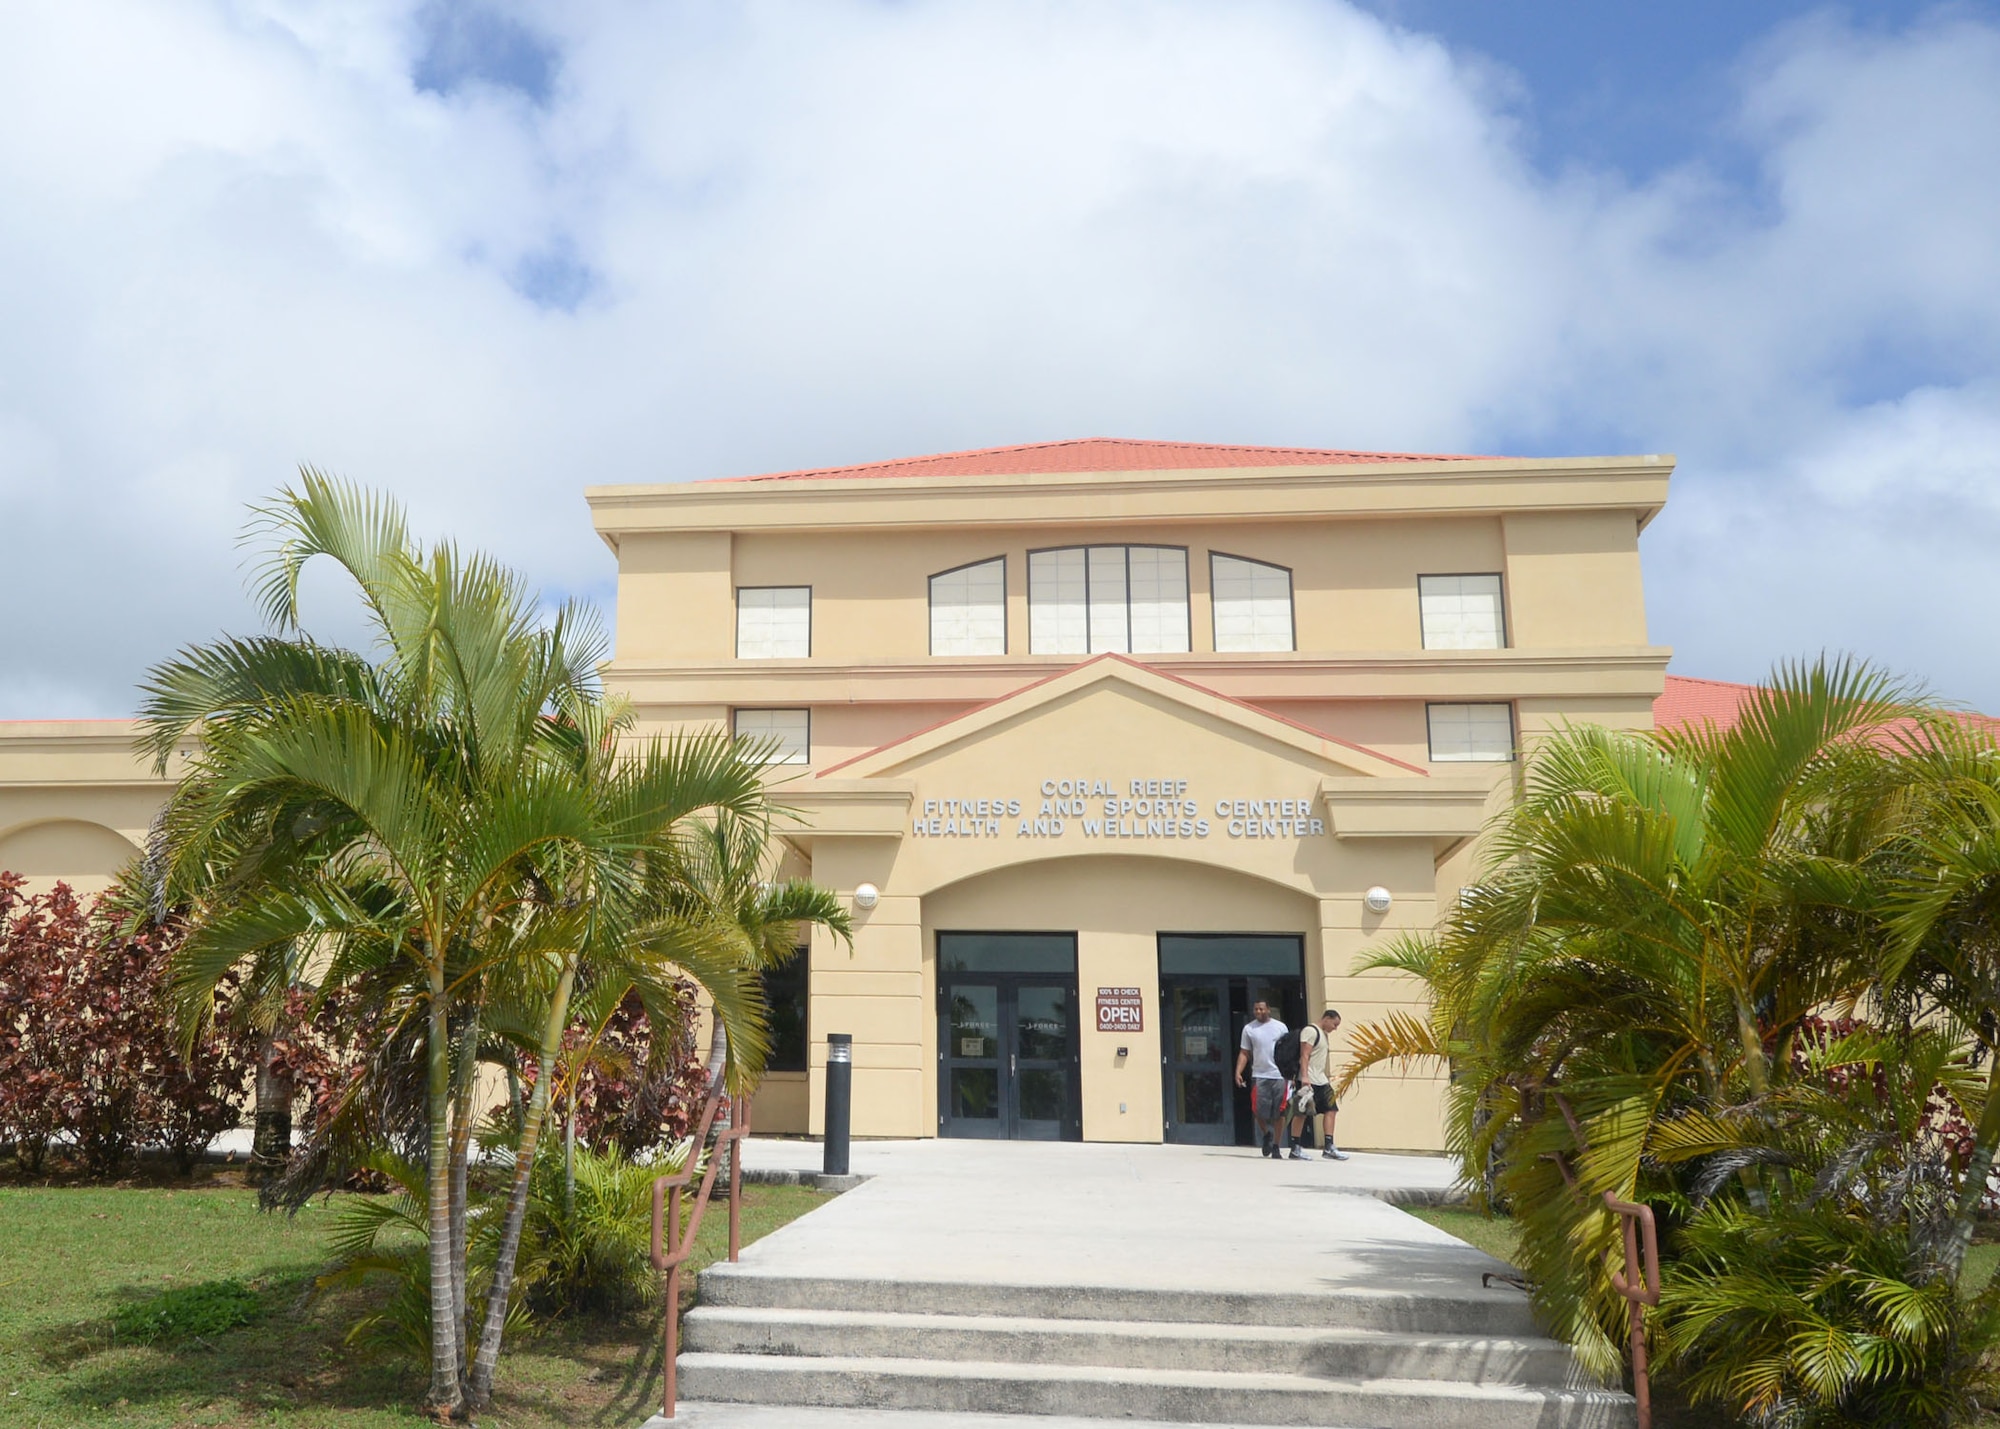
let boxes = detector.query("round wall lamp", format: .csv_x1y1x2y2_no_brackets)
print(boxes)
853,882,880,910
1363,886,1394,914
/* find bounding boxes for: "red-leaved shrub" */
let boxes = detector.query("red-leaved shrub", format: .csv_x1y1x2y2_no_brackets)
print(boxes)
0,871,257,1176
511,985,710,1156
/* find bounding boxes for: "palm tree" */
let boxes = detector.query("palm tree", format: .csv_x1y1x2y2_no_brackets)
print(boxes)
135,473,785,1418
1884,723,2000,1275
1335,658,1924,1369
460,735,812,1409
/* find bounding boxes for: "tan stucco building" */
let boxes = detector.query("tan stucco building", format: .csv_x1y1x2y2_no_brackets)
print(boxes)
0,438,1673,1152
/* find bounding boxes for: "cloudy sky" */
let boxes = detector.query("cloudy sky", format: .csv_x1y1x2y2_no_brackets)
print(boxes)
3,0,1998,715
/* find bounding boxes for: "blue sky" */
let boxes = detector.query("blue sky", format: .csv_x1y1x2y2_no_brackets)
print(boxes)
1,1,1998,713
1363,2,1965,170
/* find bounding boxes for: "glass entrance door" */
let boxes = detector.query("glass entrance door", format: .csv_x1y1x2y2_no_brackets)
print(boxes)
937,933,1081,1141
1157,934,1306,1147
939,979,1080,1139
941,982,1005,1137
1162,978,1231,1144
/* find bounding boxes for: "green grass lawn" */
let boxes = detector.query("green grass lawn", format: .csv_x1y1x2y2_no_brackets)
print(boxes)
1404,1204,1521,1267
0,1172,828,1428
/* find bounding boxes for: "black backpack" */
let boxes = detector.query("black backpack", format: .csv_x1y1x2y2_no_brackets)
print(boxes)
1272,1025,1301,1077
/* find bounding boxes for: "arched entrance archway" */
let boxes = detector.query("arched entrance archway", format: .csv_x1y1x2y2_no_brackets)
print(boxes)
920,853,1321,1144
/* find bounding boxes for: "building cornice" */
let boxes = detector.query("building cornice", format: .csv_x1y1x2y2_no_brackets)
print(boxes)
607,647,1672,707
0,722,194,788
586,454,1674,545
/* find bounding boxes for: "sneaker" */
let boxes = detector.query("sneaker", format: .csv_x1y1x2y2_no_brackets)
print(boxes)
1262,1135,1275,1158
1287,1145,1311,1160
1322,1147,1351,1161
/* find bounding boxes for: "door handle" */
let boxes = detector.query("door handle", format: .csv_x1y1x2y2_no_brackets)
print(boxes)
1010,1054,1017,1076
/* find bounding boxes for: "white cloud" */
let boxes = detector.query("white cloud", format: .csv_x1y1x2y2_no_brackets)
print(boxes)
0,0,1997,713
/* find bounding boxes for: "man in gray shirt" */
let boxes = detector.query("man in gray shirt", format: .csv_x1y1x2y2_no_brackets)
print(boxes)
1234,1000,1289,1159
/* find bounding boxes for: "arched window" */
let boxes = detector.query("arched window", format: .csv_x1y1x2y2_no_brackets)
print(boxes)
1209,553,1293,652
1027,546,1188,654
929,557,1007,656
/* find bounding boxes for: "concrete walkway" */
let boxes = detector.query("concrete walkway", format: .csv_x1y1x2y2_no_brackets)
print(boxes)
649,1405,1272,1428
732,1137,1484,1298
647,1138,1585,1428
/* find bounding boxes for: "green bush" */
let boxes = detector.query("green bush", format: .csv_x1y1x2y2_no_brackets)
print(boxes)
306,1140,683,1356
309,1151,519,1359
1650,1024,2000,1426
520,1142,685,1316
1664,1199,2000,1427
111,1278,261,1344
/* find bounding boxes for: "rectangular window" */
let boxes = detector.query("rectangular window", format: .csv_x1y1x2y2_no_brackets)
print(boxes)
733,708,810,764
736,586,810,658
1210,553,1294,652
1087,546,1129,654
762,947,809,1072
1427,703,1515,762
1028,548,1089,654
1029,546,1189,655
1128,546,1191,654
1419,574,1505,650
930,557,1006,656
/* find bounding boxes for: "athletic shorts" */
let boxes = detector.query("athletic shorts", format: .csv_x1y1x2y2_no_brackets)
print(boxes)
1296,1083,1335,1116
1252,1078,1286,1122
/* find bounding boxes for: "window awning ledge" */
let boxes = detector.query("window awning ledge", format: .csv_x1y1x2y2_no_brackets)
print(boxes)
1319,776,1496,840
779,779,916,838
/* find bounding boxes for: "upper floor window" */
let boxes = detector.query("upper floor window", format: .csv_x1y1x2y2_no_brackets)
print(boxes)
1210,553,1293,652
736,586,810,659
733,708,810,764
1420,574,1505,650
1028,546,1189,655
1427,702,1514,762
930,557,1006,656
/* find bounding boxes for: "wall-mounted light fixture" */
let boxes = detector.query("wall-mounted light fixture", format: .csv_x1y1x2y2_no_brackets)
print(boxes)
853,882,880,910
1364,885,1393,914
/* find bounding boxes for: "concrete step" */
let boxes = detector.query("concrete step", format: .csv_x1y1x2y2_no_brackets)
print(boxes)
675,1351,1636,1429
696,1267,1539,1337
683,1304,1585,1386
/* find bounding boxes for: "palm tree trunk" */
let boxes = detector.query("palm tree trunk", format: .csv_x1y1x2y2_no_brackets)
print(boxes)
251,1030,294,1180
563,1081,576,1221
706,1010,731,1181
424,974,464,1418
447,1010,480,1370
1945,1050,2000,1277
465,960,576,1410
1735,995,1769,1097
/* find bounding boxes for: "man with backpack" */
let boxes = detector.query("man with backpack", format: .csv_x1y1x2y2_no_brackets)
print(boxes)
1234,999,1290,1159
1285,1009,1349,1161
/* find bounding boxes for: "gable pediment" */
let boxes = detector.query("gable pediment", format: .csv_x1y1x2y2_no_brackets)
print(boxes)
822,655,1423,786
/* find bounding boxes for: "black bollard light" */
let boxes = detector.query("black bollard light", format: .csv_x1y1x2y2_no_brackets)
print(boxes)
823,1033,853,1177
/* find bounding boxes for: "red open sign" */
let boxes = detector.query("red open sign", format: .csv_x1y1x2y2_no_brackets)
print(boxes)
1095,986,1144,1032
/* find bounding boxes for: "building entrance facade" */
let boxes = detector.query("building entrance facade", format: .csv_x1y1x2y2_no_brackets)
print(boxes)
936,932,1082,1141
1158,934,1306,1146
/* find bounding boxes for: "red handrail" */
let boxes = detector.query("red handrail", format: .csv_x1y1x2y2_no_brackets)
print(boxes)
1603,1191,1662,1429
649,1085,750,1420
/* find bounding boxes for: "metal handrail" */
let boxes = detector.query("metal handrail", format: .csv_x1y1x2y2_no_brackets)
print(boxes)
649,1084,750,1420
1603,1191,1662,1429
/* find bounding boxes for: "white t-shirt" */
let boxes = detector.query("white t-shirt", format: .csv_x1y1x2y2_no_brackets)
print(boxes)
1300,1023,1330,1087
1240,1018,1288,1081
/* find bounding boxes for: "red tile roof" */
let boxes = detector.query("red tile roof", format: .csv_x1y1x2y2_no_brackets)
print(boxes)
1654,674,2000,738
1653,675,1758,733
713,437,1491,484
